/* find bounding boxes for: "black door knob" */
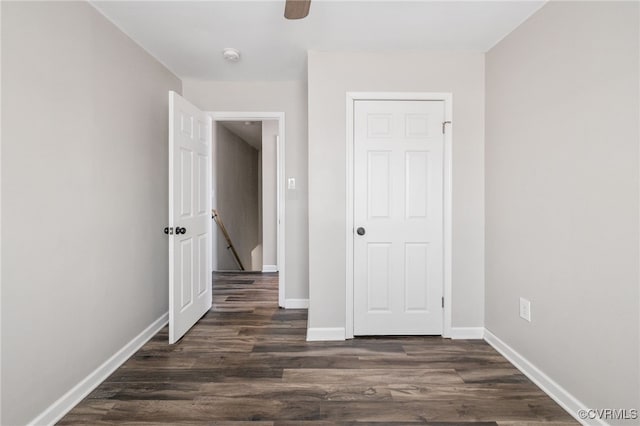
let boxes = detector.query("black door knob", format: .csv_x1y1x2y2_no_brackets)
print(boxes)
356,227,366,236
176,227,187,235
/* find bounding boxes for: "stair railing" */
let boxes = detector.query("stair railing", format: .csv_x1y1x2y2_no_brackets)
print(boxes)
212,209,245,271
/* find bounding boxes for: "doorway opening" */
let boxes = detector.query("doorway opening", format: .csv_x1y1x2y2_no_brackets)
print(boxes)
210,112,286,308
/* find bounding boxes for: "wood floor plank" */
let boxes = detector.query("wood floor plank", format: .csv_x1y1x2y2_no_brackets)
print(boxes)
197,382,393,402
58,272,577,425
456,367,531,384
102,399,324,422
282,368,465,385
56,401,116,425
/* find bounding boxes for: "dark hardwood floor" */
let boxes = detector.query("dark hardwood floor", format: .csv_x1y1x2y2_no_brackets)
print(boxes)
59,273,577,425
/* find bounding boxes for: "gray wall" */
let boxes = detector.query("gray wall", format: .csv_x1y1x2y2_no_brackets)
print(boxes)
307,51,485,330
183,80,309,300
261,120,278,269
215,125,260,271
1,2,181,424
485,0,639,414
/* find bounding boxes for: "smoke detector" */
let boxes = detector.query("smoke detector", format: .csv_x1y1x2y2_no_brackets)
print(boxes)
222,48,240,62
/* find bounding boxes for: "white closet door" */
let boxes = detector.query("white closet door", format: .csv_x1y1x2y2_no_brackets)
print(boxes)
353,100,444,335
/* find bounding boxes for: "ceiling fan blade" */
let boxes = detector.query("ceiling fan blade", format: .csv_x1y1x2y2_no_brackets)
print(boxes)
284,0,311,20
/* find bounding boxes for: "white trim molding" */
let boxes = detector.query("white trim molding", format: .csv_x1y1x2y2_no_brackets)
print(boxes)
345,92,453,339
449,327,484,339
284,298,309,309
28,313,169,426
306,327,346,341
484,329,597,426
208,111,286,308
262,265,278,273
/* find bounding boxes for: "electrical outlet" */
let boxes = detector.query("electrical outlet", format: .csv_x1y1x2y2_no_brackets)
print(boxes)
519,297,531,322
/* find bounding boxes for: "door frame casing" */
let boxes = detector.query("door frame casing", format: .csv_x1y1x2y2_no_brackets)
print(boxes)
208,111,286,308
345,92,453,339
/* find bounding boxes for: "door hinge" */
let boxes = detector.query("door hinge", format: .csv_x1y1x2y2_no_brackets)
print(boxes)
441,297,444,308
442,121,452,134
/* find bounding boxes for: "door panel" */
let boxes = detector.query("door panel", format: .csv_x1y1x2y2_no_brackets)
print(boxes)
367,243,392,312
169,91,212,344
197,155,208,214
179,239,193,309
180,149,193,217
405,151,429,218
353,100,444,335
368,151,391,218
404,243,429,312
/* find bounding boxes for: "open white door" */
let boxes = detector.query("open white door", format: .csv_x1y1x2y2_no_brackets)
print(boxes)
168,91,212,344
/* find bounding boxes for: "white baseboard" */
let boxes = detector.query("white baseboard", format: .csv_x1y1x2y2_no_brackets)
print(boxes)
306,327,346,341
484,329,597,426
449,327,484,339
284,298,309,309
262,265,278,273
28,312,169,426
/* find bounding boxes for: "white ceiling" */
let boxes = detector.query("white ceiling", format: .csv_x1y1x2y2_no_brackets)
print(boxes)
219,121,263,149
91,1,545,81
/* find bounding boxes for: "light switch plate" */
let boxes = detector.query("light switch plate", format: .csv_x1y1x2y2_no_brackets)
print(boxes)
288,178,296,190
519,297,531,322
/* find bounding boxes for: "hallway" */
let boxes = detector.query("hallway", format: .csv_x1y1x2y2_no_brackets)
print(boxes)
59,273,575,424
